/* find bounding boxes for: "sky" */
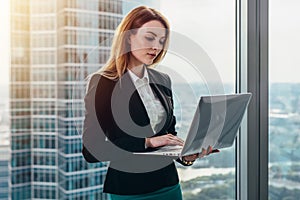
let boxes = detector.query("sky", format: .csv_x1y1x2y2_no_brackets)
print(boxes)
0,0,299,88
160,0,235,84
269,0,300,82
159,0,300,83
0,0,9,86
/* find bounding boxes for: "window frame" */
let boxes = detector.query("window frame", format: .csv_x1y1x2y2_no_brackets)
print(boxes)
236,0,269,199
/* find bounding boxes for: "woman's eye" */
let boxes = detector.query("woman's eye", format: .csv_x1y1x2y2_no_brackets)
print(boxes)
159,39,165,45
145,36,155,41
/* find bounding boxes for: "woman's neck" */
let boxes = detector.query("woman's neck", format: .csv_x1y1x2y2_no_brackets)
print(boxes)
128,64,144,78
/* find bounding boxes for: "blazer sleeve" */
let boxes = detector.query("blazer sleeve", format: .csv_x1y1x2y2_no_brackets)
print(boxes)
94,76,147,152
82,145,99,163
81,74,146,163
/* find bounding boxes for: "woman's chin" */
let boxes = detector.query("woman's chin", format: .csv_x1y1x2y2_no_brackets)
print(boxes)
144,60,154,65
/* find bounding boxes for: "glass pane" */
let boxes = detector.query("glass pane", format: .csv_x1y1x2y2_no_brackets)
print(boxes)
7,0,236,199
125,1,236,198
159,1,236,199
269,0,300,199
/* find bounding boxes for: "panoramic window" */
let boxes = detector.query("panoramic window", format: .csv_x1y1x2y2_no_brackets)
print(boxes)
4,0,237,199
145,0,236,199
269,0,300,199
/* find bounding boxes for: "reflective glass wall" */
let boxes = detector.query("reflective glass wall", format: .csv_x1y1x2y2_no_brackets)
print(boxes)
125,1,236,199
7,0,237,199
159,0,236,199
269,0,300,199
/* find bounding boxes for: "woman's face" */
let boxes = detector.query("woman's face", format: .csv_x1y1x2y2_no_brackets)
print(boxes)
128,20,167,66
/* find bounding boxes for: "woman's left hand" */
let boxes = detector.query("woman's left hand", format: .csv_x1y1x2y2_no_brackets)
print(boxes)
182,146,220,162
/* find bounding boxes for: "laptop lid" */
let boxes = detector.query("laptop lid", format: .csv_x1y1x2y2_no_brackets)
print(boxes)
180,93,252,156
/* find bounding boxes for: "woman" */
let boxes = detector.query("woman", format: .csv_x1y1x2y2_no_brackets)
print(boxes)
82,6,216,200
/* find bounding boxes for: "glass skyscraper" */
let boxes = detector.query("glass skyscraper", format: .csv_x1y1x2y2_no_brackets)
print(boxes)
10,0,31,199
10,0,123,199
0,104,9,200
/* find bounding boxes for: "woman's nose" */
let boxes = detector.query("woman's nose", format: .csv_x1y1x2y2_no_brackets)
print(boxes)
151,40,161,50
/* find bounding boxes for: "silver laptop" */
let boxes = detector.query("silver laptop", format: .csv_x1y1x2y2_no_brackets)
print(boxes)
134,93,252,157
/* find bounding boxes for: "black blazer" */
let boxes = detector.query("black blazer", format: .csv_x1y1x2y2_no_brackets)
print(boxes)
82,68,188,195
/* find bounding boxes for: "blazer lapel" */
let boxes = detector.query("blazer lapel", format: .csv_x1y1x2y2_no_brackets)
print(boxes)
118,71,154,136
147,69,173,135
116,69,173,136
147,69,171,116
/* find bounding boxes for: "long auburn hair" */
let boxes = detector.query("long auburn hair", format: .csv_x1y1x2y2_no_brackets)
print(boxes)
97,6,170,80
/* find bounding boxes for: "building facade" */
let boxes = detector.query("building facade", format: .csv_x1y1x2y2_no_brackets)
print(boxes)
10,0,123,199
10,0,31,199
0,103,9,200
0,144,9,200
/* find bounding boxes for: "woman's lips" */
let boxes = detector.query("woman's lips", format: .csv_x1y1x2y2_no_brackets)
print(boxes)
147,53,156,58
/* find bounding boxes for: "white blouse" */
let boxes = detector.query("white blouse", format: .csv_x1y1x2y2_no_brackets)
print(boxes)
128,68,166,134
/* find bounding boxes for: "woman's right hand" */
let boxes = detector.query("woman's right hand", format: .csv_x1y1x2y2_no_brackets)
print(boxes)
145,133,184,148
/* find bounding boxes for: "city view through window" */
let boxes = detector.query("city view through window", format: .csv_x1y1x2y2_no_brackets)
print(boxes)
0,0,299,199
3,0,236,199
268,0,300,199
158,1,236,199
